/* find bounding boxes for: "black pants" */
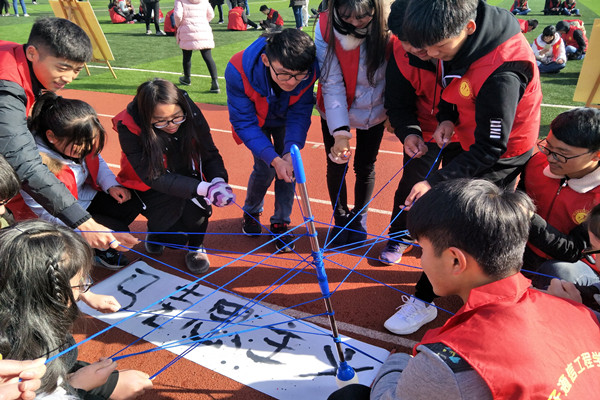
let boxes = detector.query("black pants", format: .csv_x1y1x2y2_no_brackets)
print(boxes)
211,2,223,21
413,148,533,302
143,0,160,31
136,189,212,248
321,118,384,219
1,0,9,13
389,142,462,235
87,191,142,233
182,48,218,81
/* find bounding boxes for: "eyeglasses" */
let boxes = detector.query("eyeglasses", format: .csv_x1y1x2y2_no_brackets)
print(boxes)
267,57,310,82
537,141,592,164
152,113,187,129
71,274,93,293
582,247,600,256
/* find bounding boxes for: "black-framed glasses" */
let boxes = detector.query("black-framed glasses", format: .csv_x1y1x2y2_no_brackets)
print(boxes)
71,274,93,293
537,140,592,164
152,113,187,129
266,57,310,82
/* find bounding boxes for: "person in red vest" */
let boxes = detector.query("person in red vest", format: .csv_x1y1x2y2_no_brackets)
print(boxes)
386,0,542,335
259,4,284,31
227,5,258,30
517,18,537,33
329,178,600,400
520,108,600,285
114,78,233,274
531,25,567,74
556,19,588,60
18,93,140,270
224,29,319,252
0,17,138,253
315,0,390,246
560,0,580,16
401,0,541,214
510,0,530,15
379,0,463,335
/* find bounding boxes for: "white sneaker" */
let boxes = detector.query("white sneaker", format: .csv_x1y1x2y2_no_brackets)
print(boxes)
384,295,437,335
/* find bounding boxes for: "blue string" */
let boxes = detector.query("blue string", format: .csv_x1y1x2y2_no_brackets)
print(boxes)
71,143,467,380
109,222,312,359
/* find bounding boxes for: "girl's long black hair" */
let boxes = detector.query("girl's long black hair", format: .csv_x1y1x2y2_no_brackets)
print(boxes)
0,220,93,395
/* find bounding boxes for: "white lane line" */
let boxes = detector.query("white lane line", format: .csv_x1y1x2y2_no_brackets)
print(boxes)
261,300,418,351
100,112,395,215
88,69,583,110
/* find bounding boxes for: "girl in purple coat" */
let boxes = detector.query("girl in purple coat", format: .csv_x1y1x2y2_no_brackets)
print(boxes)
174,0,220,93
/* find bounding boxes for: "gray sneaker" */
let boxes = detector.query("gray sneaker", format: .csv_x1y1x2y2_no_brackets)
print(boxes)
185,246,210,274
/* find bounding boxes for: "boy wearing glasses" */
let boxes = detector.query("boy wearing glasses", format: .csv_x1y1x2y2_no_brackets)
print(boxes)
225,29,319,253
520,108,600,282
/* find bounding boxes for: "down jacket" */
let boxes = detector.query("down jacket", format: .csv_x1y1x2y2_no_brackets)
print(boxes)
174,0,215,50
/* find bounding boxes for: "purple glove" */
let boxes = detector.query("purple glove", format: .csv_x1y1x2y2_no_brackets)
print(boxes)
198,178,235,207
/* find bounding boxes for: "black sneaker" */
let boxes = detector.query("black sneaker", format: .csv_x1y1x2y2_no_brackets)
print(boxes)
179,76,191,86
242,213,262,236
94,248,130,270
145,234,165,255
270,223,295,253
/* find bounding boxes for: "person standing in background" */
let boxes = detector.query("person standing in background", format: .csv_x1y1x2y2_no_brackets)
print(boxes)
143,0,166,35
210,0,224,23
174,0,220,93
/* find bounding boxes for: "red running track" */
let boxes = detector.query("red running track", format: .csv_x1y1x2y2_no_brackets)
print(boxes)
62,89,461,400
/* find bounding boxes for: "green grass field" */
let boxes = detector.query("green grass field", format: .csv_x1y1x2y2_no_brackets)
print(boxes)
0,0,597,136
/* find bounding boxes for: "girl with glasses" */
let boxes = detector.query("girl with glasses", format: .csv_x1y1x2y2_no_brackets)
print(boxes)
0,220,152,399
114,78,234,274
315,0,391,246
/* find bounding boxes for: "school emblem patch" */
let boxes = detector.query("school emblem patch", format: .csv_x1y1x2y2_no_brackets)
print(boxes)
459,79,472,99
573,209,589,224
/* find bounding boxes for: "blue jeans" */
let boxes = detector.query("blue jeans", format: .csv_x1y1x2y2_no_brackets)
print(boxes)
12,0,25,14
537,60,566,74
292,6,303,28
243,126,295,225
537,259,600,287
512,7,530,14
566,45,585,60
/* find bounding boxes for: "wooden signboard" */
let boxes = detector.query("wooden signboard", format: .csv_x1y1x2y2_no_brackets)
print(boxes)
49,0,117,79
573,19,599,107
